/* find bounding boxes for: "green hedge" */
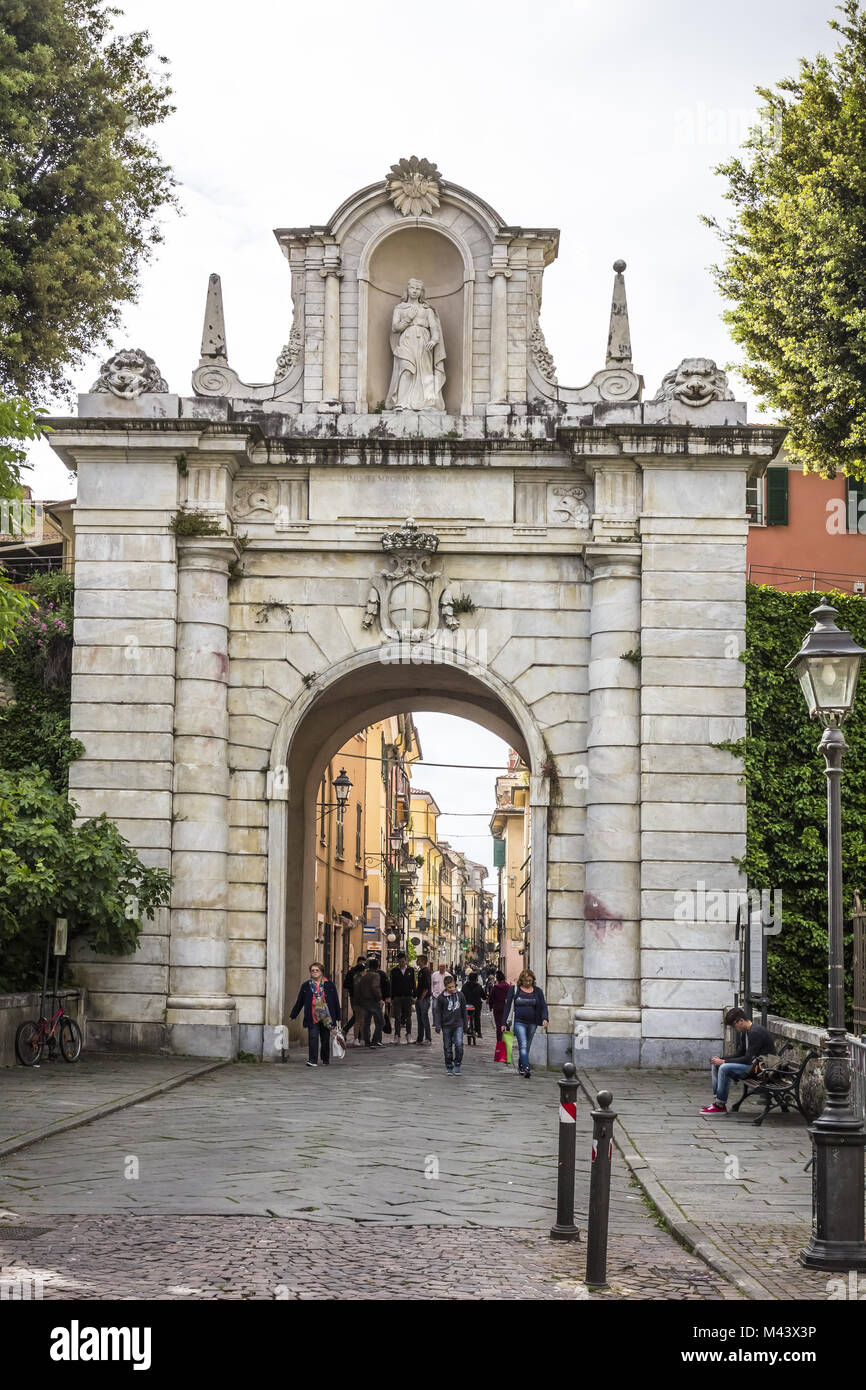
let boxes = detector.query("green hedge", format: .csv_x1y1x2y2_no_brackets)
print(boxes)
728,585,866,1025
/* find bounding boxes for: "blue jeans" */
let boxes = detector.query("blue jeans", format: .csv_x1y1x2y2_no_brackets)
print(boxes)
415,996,431,1041
712,1061,752,1103
514,1020,537,1072
442,1026,464,1070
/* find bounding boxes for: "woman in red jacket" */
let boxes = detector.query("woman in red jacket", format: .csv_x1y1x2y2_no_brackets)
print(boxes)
488,971,509,1042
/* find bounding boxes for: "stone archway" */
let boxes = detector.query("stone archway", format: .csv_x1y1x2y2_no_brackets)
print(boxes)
263,647,550,1054
50,160,784,1068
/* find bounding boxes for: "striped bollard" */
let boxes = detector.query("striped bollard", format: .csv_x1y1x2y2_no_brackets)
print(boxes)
550,1061,580,1241
586,1089,616,1287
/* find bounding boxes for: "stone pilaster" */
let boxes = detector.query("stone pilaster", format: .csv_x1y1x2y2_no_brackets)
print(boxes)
574,539,642,1064
487,239,512,412
319,246,343,411
166,536,240,1058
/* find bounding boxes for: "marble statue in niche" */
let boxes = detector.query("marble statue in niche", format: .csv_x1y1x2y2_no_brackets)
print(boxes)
386,278,446,410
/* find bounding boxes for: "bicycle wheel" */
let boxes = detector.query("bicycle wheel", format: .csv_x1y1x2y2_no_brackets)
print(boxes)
16,1020,44,1067
59,1017,82,1063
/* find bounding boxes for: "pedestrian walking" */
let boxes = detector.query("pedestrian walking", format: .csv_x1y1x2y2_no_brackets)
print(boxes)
488,971,509,1041
356,959,386,1048
389,953,416,1043
463,971,485,1039
501,970,548,1078
431,961,448,1002
414,955,433,1044
289,962,341,1068
433,974,468,1075
701,1006,774,1115
344,957,368,1047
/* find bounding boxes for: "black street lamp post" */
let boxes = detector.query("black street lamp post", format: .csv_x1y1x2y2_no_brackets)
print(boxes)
787,603,866,1270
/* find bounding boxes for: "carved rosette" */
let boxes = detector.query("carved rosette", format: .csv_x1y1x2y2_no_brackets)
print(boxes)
385,156,443,217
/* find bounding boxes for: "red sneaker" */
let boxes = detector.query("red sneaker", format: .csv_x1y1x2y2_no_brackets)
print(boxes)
700,1102,727,1114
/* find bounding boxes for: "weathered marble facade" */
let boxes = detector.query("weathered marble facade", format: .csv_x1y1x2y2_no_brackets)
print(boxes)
48,162,784,1065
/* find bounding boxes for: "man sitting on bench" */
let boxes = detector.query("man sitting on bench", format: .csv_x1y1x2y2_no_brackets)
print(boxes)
701,1007,774,1115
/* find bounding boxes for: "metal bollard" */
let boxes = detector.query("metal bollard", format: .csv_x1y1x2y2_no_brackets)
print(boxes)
585,1089,616,1288
550,1061,580,1241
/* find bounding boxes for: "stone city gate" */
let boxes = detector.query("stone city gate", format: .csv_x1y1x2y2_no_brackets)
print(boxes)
47,159,784,1065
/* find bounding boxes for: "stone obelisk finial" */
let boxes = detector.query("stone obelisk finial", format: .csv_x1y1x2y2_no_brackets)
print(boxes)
605,259,632,368
199,272,228,366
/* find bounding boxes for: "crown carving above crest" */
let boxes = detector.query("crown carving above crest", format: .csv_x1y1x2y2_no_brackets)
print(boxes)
380,517,440,554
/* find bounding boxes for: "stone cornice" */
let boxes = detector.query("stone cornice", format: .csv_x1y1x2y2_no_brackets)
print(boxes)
559,423,787,460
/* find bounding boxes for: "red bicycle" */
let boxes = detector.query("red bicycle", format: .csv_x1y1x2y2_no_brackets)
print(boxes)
15,999,82,1066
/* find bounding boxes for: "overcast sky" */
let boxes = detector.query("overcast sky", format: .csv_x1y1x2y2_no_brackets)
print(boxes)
25,0,839,879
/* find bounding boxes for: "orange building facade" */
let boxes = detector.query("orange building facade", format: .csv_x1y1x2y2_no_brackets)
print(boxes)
747,446,866,594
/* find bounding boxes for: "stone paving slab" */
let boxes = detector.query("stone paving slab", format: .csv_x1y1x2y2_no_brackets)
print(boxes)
0,1213,741,1301
0,1040,746,1298
0,1053,225,1151
579,1066,838,1301
1,1044,645,1230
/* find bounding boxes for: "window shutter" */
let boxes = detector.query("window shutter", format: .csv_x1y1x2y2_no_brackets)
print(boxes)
846,475,866,534
765,467,789,526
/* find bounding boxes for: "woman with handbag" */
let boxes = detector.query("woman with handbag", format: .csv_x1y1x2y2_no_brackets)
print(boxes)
289,962,341,1068
501,969,548,1078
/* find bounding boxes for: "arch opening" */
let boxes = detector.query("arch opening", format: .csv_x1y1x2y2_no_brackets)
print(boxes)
265,653,549,1045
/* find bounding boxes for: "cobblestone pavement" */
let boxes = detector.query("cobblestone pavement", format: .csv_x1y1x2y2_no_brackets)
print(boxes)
0,1214,738,1301
0,1054,216,1148
580,1066,839,1301
0,1037,739,1299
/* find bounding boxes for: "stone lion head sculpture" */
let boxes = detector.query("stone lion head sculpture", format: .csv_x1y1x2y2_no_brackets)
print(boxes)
91,349,168,398
652,357,733,406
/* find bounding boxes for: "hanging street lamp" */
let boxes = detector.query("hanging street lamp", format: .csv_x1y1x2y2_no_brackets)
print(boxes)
787,603,866,1270
332,768,352,806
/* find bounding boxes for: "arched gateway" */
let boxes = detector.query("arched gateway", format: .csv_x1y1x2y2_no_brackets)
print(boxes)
48,159,784,1066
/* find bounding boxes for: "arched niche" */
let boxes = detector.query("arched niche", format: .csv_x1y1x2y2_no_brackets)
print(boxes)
357,222,474,415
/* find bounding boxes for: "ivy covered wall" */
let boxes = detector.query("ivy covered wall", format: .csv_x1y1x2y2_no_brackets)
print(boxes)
729,584,866,1026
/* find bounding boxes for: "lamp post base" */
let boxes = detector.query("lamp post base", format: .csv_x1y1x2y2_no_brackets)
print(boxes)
799,1123,866,1271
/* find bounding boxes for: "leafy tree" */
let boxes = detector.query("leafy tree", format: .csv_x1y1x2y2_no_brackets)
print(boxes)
0,569,81,783
0,392,41,644
0,767,172,993
705,1,866,478
0,0,176,402
725,585,866,1024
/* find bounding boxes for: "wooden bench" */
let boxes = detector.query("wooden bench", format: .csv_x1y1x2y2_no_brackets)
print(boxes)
729,1042,820,1126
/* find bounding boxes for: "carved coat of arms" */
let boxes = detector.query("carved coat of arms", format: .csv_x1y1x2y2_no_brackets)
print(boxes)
363,518,459,643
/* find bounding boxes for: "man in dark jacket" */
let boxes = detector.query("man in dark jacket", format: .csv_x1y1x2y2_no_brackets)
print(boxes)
344,958,368,1047
415,955,433,1044
357,960,386,1048
701,1007,774,1115
389,954,416,1044
463,972,485,1039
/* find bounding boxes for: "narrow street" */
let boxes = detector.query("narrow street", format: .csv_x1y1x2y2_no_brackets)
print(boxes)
0,1040,738,1300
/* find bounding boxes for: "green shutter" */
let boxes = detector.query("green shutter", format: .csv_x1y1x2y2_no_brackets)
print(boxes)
493,838,505,869
765,467,789,526
390,871,400,915
846,475,866,534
